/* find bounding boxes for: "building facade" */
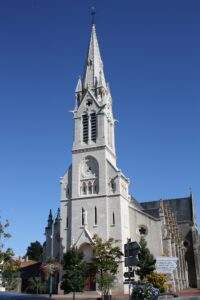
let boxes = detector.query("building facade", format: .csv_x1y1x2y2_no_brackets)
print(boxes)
43,23,200,292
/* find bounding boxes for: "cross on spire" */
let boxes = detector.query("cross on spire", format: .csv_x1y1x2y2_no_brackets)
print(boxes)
82,22,106,90
91,6,96,25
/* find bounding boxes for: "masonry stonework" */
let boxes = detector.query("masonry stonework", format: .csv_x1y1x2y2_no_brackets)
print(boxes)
43,23,200,293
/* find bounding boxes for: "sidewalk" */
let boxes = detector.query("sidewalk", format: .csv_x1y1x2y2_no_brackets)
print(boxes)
51,289,200,299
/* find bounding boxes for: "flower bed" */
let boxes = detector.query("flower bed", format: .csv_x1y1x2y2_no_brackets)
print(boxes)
131,283,159,300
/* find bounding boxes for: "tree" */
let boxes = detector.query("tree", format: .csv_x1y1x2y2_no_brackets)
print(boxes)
136,237,156,281
0,218,20,291
26,276,46,294
61,247,86,300
25,241,43,262
0,218,11,250
91,234,123,297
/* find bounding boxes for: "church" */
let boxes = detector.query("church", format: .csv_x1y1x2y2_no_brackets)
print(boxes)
43,22,200,293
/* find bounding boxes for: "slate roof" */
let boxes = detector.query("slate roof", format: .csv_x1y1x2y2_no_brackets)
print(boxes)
140,196,193,224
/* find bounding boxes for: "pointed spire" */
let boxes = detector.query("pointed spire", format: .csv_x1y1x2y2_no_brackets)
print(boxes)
83,24,106,90
56,208,60,222
47,209,53,227
48,209,52,220
75,76,82,93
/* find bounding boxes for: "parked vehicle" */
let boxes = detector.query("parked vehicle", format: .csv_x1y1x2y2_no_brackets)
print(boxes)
0,292,48,300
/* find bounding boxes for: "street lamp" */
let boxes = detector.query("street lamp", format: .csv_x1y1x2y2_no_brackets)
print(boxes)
49,209,61,298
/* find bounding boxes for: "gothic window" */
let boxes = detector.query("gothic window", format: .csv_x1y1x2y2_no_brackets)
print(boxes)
82,182,87,195
112,212,115,226
88,181,92,194
80,156,99,195
95,206,97,225
82,208,85,226
91,113,97,142
82,114,89,143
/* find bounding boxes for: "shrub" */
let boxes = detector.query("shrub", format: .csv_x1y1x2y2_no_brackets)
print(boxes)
131,283,159,300
147,272,168,293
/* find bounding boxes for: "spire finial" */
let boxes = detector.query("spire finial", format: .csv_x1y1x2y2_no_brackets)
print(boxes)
189,186,193,197
91,6,96,25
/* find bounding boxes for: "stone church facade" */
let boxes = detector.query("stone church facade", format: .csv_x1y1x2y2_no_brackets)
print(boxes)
43,24,200,292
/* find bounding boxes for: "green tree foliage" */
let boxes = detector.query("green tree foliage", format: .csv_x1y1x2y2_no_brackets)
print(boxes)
26,276,46,294
0,218,20,291
25,241,43,262
91,234,123,295
136,237,156,281
61,247,86,300
0,218,11,250
41,258,60,279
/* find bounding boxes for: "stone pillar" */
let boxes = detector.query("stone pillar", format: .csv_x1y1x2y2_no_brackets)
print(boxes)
171,242,180,292
181,246,189,288
176,244,183,291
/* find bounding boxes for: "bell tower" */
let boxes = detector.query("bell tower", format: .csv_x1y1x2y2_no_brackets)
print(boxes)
72,24,116,161
60,23,130,280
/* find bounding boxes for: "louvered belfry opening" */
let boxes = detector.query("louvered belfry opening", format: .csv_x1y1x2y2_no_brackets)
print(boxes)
91,113,97,142
82,114,89,143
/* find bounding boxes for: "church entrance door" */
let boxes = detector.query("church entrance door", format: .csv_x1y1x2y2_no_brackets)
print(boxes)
79,243,96,291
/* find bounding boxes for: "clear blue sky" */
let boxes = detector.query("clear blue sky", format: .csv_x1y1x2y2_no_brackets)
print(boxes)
0,0,200,256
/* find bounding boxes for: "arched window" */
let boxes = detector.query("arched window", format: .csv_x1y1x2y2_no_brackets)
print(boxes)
80,156,99,195
82,208,85,226
82,182,87,195
91,113,97,142
112,212,115,226
82,114,89,143
95,206,97,225
88,181,92,194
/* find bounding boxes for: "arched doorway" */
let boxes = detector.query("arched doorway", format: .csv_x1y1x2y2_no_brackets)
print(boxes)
79,243,96,291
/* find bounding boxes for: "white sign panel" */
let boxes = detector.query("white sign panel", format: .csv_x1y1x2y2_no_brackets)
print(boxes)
156,256,178,274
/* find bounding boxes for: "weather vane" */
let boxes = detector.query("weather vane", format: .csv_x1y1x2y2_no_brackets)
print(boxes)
91,6,96,24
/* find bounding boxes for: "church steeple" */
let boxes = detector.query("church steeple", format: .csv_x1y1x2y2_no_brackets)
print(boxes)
82,24,106,90
73,22,116,163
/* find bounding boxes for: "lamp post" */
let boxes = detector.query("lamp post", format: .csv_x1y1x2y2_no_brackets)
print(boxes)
48,209,61,298
49,215,55,298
